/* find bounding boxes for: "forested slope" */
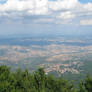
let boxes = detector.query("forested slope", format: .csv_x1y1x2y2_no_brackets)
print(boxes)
0,65,92,92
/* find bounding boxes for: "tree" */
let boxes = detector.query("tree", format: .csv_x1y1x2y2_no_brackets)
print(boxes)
79,76,92,92
34,68,46,92
0,65,92,92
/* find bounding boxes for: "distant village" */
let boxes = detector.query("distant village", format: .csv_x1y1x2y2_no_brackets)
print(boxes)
40,61,83,75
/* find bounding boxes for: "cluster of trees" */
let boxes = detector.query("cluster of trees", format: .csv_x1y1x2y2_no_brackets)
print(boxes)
0,65,92,92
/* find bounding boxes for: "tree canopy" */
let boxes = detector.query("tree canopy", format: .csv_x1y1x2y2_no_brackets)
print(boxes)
0,65,92,92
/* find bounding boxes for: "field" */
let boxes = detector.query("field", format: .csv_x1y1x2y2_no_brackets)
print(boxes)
0,35,92,82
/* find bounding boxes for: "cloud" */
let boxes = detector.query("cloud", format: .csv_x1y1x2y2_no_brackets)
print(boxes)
0,0,48,15
80,19,92,25
57,11,76,19
0,0,92,25
48,0,79,11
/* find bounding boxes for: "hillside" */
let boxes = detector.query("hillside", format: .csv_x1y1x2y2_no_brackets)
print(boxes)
0,65,92,92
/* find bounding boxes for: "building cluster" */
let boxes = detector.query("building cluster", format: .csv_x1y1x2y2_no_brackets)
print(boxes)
40,62,82,75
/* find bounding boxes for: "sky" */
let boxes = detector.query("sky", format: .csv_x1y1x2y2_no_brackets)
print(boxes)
0,0,92,36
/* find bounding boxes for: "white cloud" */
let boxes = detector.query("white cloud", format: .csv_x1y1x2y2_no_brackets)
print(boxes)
84,3,92,11
48,0,79,11
0,0,48,15
0,0,91,15
0,0,92,25
80,19,92,25
57,11,76,19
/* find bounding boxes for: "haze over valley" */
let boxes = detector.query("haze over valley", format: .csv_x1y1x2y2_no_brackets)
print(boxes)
0,35,92,81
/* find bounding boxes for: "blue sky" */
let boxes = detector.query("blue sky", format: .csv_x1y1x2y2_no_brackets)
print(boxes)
0,0,6,4
48,0,92,3
0,0,92,36
0,0,91,4
79,0,92,3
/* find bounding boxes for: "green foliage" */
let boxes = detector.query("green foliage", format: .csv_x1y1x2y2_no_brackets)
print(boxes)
79,76,92,92
0,65,92,92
